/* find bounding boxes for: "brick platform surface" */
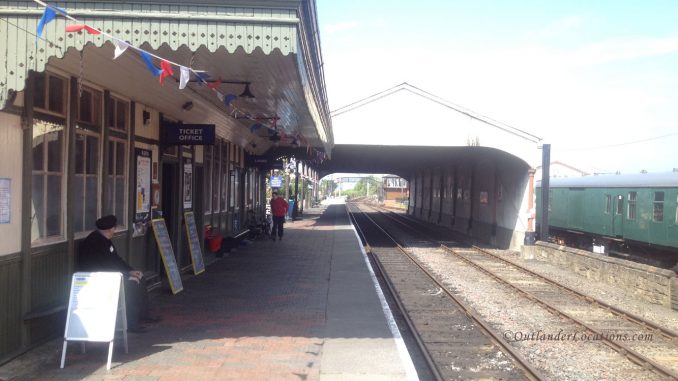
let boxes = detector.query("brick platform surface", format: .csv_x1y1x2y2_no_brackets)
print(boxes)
1,202,413,381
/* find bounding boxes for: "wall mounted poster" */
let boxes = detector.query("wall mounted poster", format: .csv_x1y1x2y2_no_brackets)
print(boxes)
183,161,192,209
135,149,151,216
0,178,10,224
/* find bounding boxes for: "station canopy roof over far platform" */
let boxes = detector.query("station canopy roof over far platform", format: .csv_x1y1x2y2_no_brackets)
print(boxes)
326,83,543,173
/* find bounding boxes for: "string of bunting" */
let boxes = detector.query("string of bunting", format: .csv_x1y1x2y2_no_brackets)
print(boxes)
33,0,327,162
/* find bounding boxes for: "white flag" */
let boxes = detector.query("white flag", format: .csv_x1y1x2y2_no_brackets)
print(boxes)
113,39,129,59
179,66,190,89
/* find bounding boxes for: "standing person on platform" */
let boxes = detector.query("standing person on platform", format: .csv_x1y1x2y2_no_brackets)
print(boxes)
77,215,160,333
270,191,289,240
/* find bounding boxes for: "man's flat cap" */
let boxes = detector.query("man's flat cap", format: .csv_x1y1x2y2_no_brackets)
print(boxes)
96,215,117,230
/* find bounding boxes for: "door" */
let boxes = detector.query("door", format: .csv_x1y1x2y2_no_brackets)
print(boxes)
612,194,624,237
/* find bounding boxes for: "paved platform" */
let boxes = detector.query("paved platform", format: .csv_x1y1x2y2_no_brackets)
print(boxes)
0,201,417,381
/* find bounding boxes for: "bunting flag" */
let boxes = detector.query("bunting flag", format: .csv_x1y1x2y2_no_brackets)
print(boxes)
195,72,210,85
207,79,221,89
179,66,190,89
140,51,163,77
34,2,285,134
113,39,129,59
65,24,100,35
36,6,66,42
159,60,174,85
223,94,237,107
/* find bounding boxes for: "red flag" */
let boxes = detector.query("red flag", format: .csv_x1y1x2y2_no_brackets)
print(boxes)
65,24,100,35
159,60,174,85
207,79,221,89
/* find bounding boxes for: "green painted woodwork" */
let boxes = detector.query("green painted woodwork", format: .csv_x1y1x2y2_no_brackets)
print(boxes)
0,0,300,107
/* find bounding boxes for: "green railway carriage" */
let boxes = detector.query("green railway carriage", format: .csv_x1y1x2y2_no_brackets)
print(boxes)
536,172,678,264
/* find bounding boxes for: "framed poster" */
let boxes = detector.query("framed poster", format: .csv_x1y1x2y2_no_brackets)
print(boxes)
0,178,10,224
183,160,192,209
135,149,152,218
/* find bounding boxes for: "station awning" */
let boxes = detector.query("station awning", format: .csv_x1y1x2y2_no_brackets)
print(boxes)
0,0,332,155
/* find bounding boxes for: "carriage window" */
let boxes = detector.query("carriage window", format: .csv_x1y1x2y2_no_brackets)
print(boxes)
653,192,664,222
615,195,623,215
605,194,611,214
627,192,636,220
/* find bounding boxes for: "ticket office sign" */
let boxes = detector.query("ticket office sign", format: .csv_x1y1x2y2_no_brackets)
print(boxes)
151,218,184,294
184,211,205,275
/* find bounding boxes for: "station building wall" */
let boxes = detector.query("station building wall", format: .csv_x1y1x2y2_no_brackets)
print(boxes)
0,68,267,363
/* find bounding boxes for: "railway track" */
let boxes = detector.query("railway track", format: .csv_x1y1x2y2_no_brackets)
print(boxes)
346,203,544,380
365,203,678,380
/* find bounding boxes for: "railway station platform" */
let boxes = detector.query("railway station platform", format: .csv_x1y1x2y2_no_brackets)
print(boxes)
0,200,417,381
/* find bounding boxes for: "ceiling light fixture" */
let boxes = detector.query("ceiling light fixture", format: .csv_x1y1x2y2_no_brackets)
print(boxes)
182,101,194,111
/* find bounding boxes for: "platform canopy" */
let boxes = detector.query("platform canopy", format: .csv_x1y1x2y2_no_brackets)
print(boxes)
0,0,332,155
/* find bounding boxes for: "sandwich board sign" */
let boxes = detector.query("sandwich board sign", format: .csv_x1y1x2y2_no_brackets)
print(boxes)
184,211,205,275
61,272,128,370
151,218,184,294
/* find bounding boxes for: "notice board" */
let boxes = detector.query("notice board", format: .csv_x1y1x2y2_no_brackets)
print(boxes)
184,211,205,275
63,272,123,342
151,218,184,294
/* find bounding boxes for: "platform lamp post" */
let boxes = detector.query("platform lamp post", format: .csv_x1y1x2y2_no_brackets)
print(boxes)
293,159,300,220
539,144,551,242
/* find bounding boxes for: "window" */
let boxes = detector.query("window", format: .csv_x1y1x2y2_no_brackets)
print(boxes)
34,72,67,115
78,87,102,126
107,97,129,132
615,195,623,215
220,143,229,212
628,192,637,220
653,192,664,222
107,139,128,226
31,117,65,243
204,146,212,213
605,194,611,214
675,195,678,224
212,144,221,213
74,132,100,233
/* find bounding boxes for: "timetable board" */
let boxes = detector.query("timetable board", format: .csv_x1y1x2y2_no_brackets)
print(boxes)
184,211,205,275
151,218,184,294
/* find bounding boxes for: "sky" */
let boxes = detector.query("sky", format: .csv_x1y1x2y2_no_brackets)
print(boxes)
316,0,678,174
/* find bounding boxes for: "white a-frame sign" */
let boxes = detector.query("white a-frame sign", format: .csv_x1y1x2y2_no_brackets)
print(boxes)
60,272,129,370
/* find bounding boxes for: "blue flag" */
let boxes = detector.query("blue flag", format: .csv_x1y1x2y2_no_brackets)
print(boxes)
36,6,67,43
140,51,163,77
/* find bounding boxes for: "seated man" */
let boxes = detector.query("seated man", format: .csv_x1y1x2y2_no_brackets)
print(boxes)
78,215,160,333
